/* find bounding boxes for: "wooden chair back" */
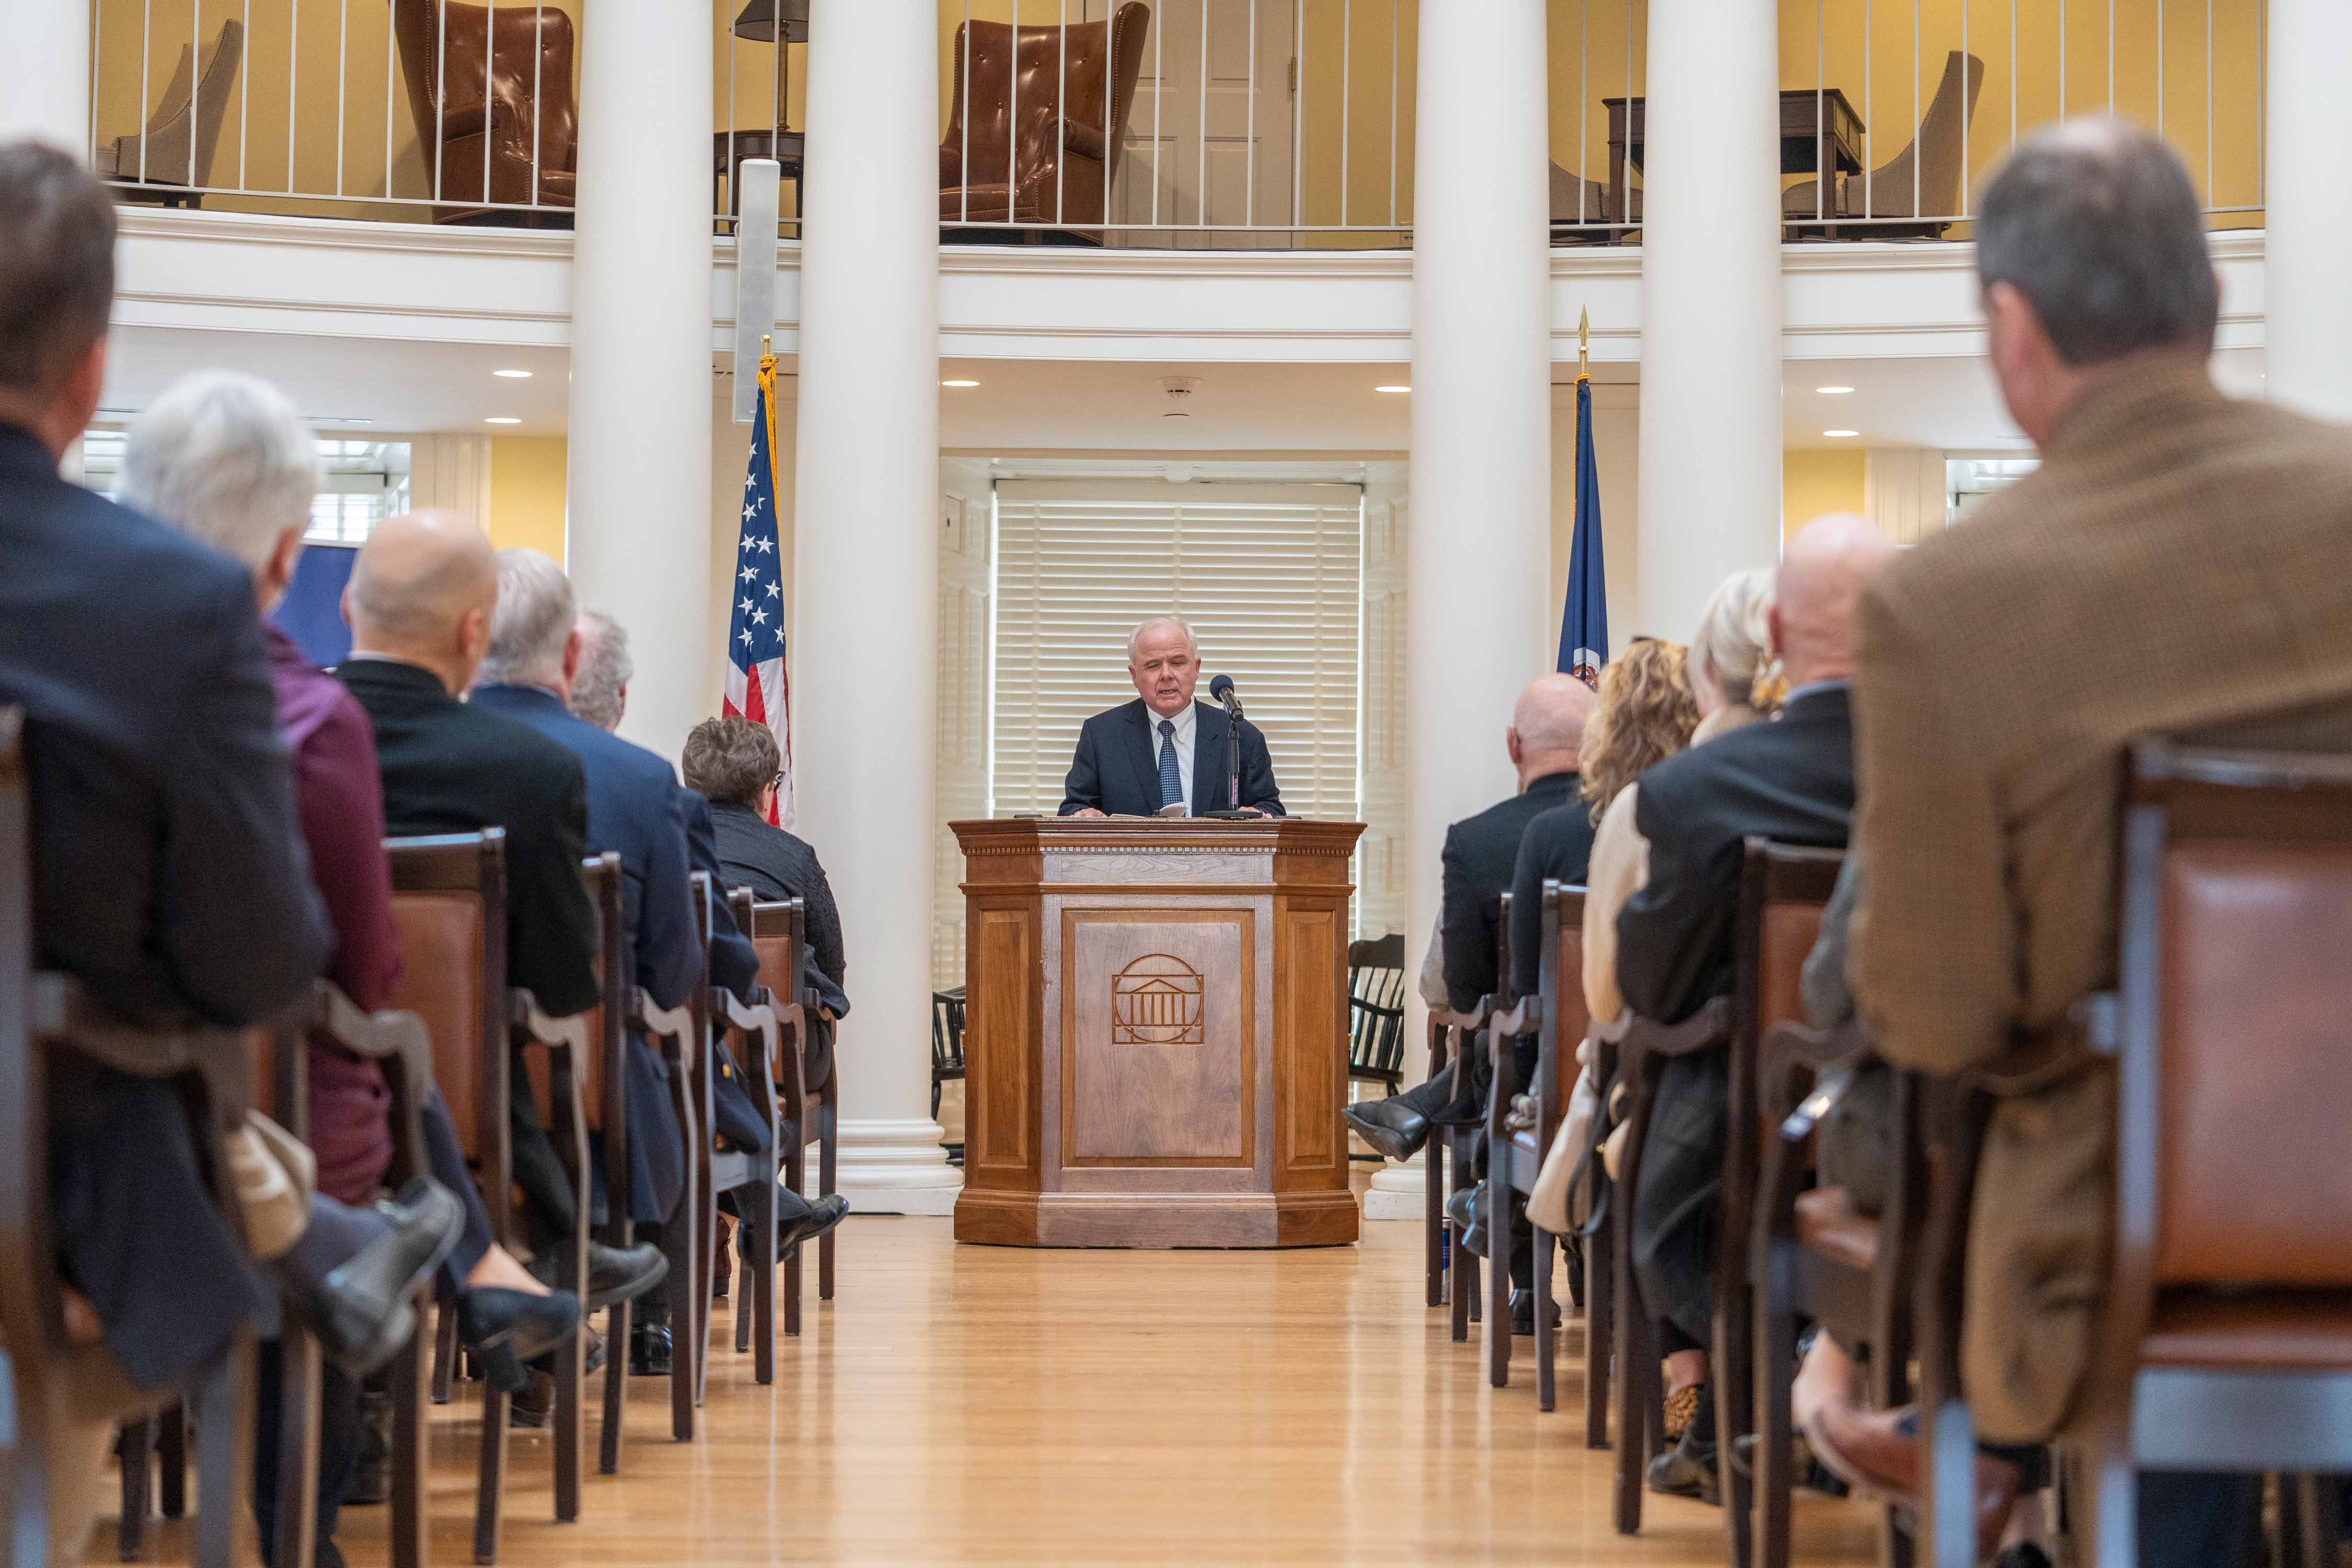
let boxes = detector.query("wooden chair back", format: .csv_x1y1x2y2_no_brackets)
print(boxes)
1345,932,1408,1086
385,831,511,1240
391,0,578,209
941,3,1149,228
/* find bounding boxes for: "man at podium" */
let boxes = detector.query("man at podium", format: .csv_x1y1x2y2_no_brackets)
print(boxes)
1059,616,1285,818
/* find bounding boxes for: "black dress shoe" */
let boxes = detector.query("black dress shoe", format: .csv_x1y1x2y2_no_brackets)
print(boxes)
279,1180,464,1378
1508,1288,1539,1336
776,1192,850,1254
341,1387,391,1506
459,1288,582,1369
1648,1422,1722,1506
534,1240,670,1312
509,1368,554,1429
629,1316,672,1378
1447,1183,1490,1259
1341,1099,1431,1161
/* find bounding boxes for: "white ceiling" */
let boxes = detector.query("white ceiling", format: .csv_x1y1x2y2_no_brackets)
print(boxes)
97,325,2269,455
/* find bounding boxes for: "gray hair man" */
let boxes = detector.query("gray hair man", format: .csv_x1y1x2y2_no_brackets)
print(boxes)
571,606,634,732
120,369,320,610
1834,120,2352,1568
1058,614,1285,818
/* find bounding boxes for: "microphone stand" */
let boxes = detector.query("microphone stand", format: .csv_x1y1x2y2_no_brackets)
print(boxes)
1202,689,1254,818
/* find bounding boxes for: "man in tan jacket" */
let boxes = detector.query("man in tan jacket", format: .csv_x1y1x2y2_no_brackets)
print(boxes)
1847,120,2352,1566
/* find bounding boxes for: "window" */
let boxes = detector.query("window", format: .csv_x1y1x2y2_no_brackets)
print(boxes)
989,479,1363,826
1946,455,2039,525
78,432,411,543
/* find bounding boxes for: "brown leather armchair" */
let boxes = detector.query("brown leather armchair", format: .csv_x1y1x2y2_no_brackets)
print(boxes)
392,0,578,225
940,3,1149,243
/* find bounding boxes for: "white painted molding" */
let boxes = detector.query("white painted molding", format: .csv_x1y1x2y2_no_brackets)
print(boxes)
106,209,2266,366
1363,1149,1427,1221
829,1117,964,1217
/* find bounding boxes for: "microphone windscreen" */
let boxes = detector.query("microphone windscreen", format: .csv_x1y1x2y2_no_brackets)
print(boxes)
1209,673,1235,700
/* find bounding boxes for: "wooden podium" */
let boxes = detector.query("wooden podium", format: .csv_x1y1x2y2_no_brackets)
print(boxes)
949,815,1364,1249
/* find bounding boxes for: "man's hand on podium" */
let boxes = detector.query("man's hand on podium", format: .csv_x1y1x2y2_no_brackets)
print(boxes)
1069,806,1107,818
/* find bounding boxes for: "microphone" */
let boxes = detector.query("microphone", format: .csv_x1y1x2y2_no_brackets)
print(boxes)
1208,673,1243,717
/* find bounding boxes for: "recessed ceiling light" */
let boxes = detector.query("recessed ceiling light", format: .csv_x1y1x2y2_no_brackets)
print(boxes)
485,417,522,425
1163,411,1191,420
1375,384,1411,394
493,368,532,379
1816,385,1855,395
1823,429,1859,439
940,378,981,388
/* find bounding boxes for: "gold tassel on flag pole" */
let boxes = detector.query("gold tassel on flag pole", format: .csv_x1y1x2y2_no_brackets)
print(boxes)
758,334,780,489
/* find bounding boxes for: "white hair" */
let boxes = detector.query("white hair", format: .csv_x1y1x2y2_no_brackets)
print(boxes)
1126,615,1198,663
1689,566,1778,710
571,605,633,732
479,547,576,686
119,370,319,574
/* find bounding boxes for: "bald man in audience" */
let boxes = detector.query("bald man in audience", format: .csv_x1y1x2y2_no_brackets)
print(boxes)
339,514,670,1315
1342,674,1597,1327
1617,514,1896,1504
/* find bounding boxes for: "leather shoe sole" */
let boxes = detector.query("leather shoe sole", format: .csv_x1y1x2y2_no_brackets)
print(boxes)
779,1194,850,1253
289,1180,465,1378
1340,1102,1428,1161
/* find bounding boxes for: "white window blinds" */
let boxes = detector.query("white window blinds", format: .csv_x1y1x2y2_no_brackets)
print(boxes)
990,479,1363,825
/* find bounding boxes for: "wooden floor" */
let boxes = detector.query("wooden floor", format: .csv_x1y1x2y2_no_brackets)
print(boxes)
116,1217,1887,1566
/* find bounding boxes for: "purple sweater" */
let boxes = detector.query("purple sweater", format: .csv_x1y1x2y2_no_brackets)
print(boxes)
267,623,403,1203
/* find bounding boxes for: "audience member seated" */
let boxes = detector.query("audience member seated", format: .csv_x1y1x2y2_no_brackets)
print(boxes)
337,515,670,1326
682,716,851,1090
1341,673,1597,1330
474,555,846,1372
120,371,587,1548
1616,515,1894,1503
0,141,463,1561
1848,120,2352,1568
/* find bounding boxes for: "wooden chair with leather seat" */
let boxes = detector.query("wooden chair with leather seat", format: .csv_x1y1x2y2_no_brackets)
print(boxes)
939,4,1150,244
1483,883,1592,1408
391,0,578,225
686,875,782,1395
747,898,826,1335
1421,1001,1490,1334
1,706,262,1568
386,829,592,1564
2001,740,2352,1568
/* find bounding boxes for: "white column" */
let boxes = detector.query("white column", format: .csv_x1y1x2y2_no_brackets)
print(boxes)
792,0,958,1213
1384,0,1555,1214
2265,0,2352,421
564,0,713,760
0,0,89,152
1635,0,1782,639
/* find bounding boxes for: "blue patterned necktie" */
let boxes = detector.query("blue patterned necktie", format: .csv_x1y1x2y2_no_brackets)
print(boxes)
1157,717,1183,811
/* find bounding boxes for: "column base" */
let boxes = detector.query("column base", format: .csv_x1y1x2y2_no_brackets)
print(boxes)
1363,1149,1427,1220
829,1117,963,1216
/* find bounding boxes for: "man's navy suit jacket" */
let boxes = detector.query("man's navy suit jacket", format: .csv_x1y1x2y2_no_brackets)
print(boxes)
469,682,705,1223
1057,698,1285,817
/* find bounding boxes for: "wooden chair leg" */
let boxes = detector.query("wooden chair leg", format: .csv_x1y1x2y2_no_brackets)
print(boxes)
1425,1138,1445,1310
155,1403,186,1521
597,1296,630,1477
1535,1227,1557,1413
1585,1224,1613,1450
552,1316,584,1523
1449,1131,1475,1344
693,1180,716,1410
1488,1174,1513,1387
746,1168,777,1386
661,1196,698,1443
388,1328,428,1568
1614,1207,1650,1535
735,1209,754,1355
116,1418,152,1562
782,1148,805,1340
1716,1288,1755,1568
271,1329,322,1568
190,1331,258,1568
472,1372,510,1565
1751,1247,1796,1568
817,1100,837,1303
431,1307,458,1405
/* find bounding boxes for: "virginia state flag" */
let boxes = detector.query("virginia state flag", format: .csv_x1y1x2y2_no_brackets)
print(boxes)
1557,376,1608,685
724,353,792,825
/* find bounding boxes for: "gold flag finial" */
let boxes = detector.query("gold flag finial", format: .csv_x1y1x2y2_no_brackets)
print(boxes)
1577,308,1590,385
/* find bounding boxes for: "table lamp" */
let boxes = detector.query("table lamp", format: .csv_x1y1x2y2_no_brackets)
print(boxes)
731,0,810,43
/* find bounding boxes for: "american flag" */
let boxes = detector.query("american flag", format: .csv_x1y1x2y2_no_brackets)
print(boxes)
724,354,791,825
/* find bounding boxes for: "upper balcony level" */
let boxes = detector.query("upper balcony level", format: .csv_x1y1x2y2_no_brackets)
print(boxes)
88,0,2265,249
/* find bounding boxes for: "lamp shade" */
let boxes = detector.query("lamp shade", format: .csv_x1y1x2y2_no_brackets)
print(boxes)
732,0,809,42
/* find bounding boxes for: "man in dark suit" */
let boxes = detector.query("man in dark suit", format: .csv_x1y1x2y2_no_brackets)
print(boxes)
1059,617,1283,817
473,558,848,1373
1615,515,1892,1503
338,513,667,1314
1342,674,1597,1322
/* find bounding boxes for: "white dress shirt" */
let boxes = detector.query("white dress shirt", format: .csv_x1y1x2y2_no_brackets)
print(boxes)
1149,699,1196,813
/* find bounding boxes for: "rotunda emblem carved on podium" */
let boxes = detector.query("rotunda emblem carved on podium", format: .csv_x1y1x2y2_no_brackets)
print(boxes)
1111,954,1206,1045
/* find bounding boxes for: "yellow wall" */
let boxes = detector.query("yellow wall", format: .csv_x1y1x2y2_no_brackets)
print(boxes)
488,435,568,562
1783,448,1865,538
